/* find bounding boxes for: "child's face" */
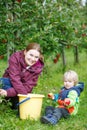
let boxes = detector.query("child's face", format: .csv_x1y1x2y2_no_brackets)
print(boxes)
64,80,74,89
24,49,40,66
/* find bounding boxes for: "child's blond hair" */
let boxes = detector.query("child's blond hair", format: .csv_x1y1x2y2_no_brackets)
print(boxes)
63,70,78,86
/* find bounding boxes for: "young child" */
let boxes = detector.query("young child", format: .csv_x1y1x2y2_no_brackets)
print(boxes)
40,70,84,125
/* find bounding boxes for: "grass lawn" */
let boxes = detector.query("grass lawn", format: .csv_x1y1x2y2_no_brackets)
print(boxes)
0,48,87,130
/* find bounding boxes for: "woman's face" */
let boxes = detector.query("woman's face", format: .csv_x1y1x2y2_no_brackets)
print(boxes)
24,49,40,66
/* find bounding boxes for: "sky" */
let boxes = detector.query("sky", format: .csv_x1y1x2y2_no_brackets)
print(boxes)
76,0,86,6
82,0,86,6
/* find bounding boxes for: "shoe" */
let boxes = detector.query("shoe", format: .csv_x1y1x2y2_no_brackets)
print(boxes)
40,116,57,125
40,116,51,124
46,113,53,118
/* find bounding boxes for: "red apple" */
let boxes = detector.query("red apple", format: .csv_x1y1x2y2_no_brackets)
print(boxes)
53,58,58,63
17,0,21,3
2,39,7,43
0,55,4,59
82,33,86,37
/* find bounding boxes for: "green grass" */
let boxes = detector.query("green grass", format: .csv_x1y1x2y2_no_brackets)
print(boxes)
0,49,87,130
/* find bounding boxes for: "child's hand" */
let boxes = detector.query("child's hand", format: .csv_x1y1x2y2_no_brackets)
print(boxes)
48,93,54,99
64,98,70,106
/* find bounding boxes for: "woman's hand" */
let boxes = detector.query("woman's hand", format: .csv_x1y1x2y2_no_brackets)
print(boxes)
0,89,7,97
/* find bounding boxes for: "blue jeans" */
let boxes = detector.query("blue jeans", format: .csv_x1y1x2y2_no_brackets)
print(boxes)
0,77,13,90
45,106,70,120
0,78,18,109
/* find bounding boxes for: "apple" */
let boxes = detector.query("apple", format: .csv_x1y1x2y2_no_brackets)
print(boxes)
17,0,21,3
53,58,58,63
82,33,86,37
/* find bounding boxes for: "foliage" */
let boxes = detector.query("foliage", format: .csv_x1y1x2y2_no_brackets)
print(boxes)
0,0,87,57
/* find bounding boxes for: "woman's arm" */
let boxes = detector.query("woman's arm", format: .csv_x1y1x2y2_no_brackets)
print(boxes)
6,53,28,97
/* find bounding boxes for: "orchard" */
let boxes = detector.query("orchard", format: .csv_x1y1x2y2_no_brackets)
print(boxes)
0,1,87,130
0,0,87,59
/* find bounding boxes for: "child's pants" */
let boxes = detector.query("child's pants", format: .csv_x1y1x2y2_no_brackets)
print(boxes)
45,106,70,121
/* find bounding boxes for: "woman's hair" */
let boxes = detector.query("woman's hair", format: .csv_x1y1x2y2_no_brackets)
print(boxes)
63,70,78,85
25,43,44,62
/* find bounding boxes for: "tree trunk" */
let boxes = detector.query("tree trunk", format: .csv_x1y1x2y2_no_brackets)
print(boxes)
74,46,79,63
61,46,66,71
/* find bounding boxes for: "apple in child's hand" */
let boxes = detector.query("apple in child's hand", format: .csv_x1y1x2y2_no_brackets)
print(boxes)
64,98,70,106
48,93,54,99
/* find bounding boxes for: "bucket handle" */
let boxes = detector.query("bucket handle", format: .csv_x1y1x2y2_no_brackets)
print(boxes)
17,97,30,106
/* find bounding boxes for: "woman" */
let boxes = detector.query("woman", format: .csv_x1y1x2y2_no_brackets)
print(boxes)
0,43,44,109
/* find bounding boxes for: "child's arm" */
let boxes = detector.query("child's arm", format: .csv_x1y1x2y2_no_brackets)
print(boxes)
64,90,78,107
48,93,59,101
